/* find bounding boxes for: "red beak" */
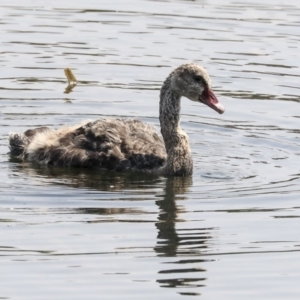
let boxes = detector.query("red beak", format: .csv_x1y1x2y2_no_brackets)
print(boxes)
199,88,225,114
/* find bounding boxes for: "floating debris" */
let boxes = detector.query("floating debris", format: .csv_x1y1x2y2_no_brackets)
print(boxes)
64,68,77,94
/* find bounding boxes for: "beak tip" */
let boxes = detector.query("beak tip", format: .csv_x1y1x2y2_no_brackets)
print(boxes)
215,103,225,114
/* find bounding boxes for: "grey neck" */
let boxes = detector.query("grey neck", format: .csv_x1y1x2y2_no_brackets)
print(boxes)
159,76,193,176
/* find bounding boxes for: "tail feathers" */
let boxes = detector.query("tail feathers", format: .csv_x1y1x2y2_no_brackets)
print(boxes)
9,133,27,157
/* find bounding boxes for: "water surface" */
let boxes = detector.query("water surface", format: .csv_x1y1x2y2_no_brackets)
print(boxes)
0,0,299,299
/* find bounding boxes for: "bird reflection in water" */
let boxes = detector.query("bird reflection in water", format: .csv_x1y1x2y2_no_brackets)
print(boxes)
155,176,213,293
9,162,214,294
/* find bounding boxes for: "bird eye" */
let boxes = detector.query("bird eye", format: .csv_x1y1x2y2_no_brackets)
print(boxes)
194,75,204,83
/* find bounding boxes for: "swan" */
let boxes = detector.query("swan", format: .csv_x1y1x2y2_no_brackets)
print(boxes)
9,63,224,176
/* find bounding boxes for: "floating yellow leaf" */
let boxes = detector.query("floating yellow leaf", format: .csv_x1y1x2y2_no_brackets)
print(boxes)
64,68,77,84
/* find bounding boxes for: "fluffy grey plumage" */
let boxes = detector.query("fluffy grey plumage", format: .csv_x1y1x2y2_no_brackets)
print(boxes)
9,63,224,176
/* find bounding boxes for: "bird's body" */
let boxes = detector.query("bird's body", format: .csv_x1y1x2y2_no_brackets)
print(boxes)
10,118,166,172
9,63,224,176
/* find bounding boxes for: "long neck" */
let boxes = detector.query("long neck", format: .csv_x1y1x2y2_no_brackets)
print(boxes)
159,76,193,176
